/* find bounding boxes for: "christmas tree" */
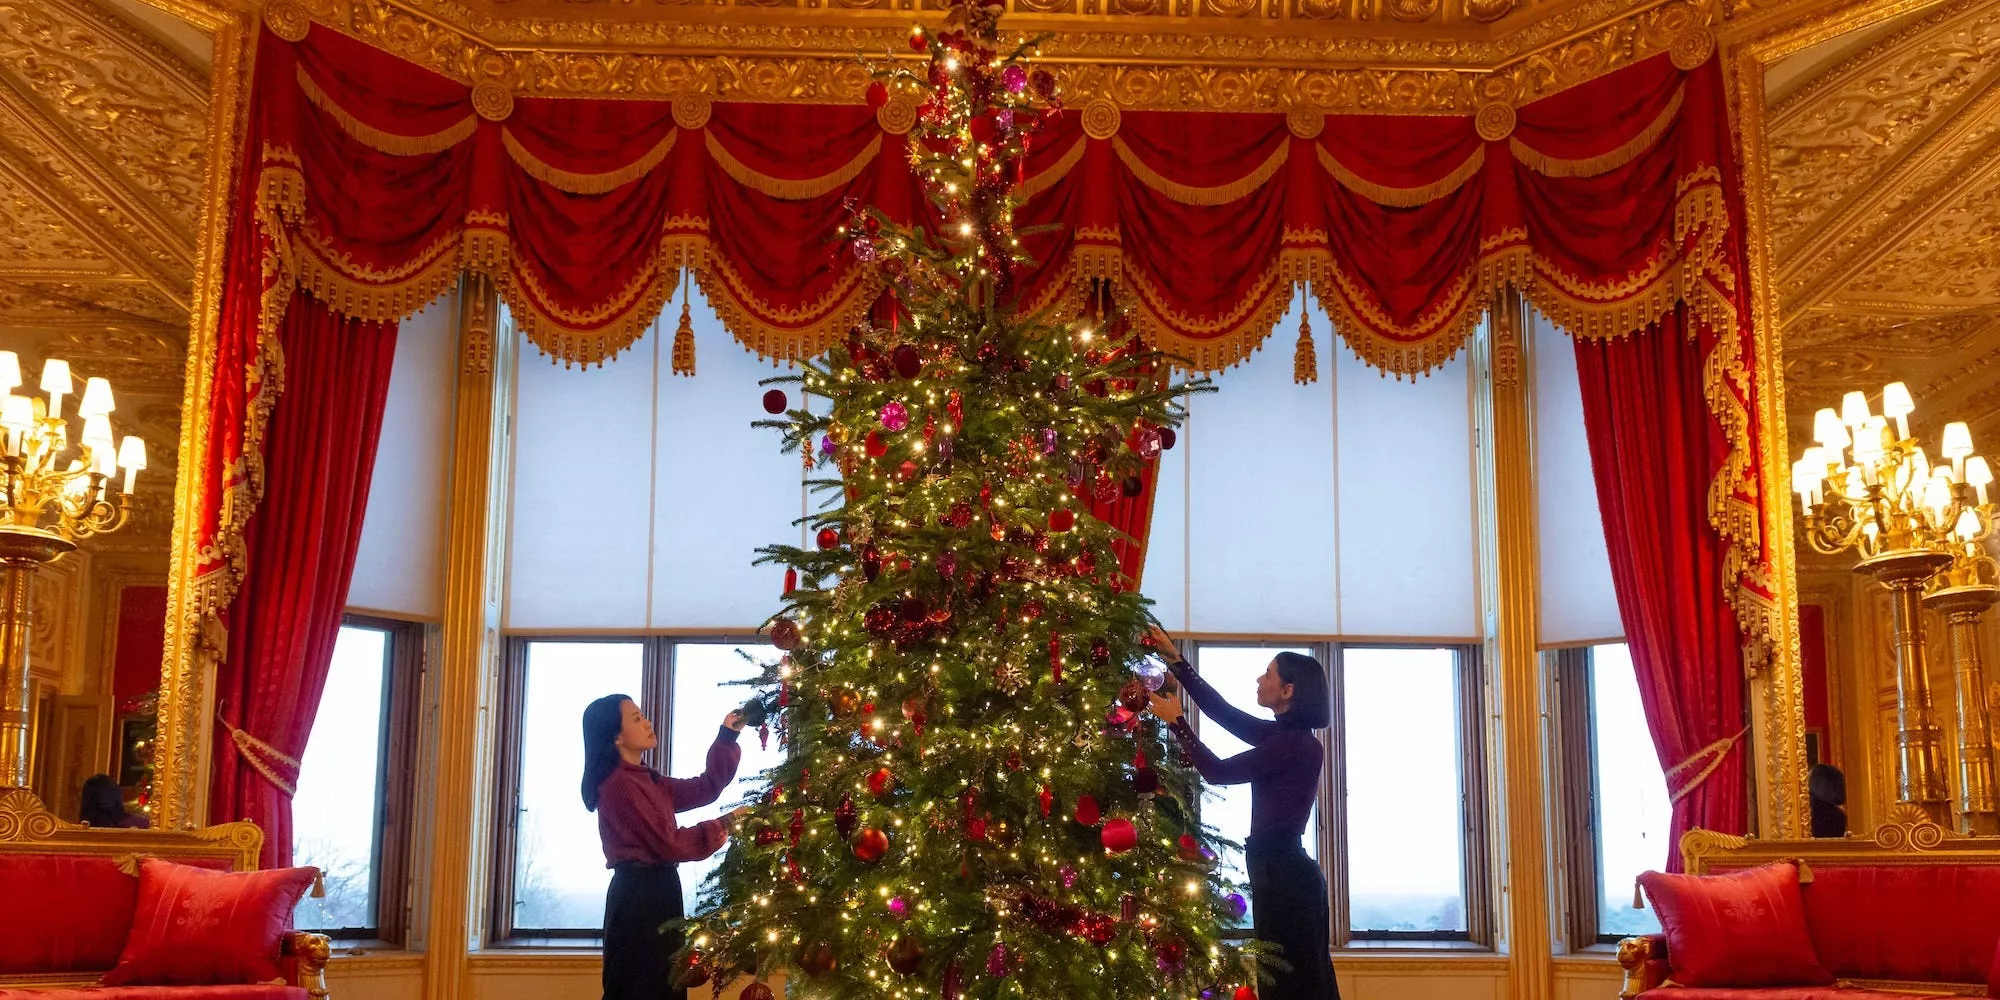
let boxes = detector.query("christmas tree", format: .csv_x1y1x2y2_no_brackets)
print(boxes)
684,4,1263,998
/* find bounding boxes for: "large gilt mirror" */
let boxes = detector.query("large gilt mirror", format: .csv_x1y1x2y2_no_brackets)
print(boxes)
1760,0,2000,838
0,0,221,824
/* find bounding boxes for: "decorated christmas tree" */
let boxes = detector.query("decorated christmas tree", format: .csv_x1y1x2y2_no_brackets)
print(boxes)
684,4,1262,998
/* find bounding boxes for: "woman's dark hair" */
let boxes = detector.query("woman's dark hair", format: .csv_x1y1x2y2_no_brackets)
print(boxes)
1808,763,1845,806
581,694,633,812
1272,651,1331,729
80,774,128,827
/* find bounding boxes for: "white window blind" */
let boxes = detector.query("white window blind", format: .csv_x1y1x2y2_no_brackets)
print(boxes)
1531,310,1623,645
347,290,456,619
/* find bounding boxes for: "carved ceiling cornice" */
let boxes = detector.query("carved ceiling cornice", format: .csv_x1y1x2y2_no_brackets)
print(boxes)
0,0,209,331
274,0,1715,111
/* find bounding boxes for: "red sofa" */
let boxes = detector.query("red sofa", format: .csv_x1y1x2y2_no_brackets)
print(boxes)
1620,818,2000,999
0,791,330,1000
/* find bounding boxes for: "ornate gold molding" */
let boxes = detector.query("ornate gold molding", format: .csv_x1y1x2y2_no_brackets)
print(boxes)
279,0,1711,112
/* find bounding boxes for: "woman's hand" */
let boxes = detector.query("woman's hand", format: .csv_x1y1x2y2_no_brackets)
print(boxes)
1144,624,1178,657
728,805,753,826
724,710,747,732
1147,690,1183,725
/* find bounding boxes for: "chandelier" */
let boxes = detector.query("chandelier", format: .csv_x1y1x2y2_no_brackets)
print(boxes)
0,349,147,790
1792,380,1998,834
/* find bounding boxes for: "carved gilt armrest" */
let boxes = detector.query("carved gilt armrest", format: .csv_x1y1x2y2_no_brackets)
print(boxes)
1617,934,1669,1000
282,930,332,1000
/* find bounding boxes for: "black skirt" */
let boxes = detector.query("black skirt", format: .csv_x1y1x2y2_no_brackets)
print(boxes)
1247,835,1341,1000
603,864,685,1000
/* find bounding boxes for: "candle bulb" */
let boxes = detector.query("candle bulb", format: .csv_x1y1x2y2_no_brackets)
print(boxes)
40,358,72,420
117,435,146,495
1882,381,1914,442
1967,457,1991,506
1941,422,1974,480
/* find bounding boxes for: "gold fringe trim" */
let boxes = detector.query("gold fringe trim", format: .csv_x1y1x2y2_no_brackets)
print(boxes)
705,131,882,201
1125,262,1294,372
503,128,677,195
1318,144,1485,207
1017,136,1087,204
500,248,674,368
290,225,462,327
296,65,475,157
1510,84,1684,179
1112,137,1288,207
695,252,881,362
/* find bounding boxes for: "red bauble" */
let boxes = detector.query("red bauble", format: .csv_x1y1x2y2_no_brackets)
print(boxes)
676,950,712,988
742,985,775,1000
866,431,888,458
854,826,890,862
816,527,840,550
1074,794,1101,827
866,81,889,109
1118,679,1149,712
796,941,838,978
1122,475,1145,498
1048,508,1075,533
893,343,923,378
1154,935,1187,969
762,388,788,414
908,28,927,51
1090,638,1111,666
887,935,927,976
1101,817,1138,853
754,825,782,846
1133,763,1158,796
1159,427,1178,450
966,816,988,841
770,618,801,651
835,796,857,838
1080,913,1118,946
1234,988,1257,1000
869,766,896,798
898,459,920,481
1177,833,1202,861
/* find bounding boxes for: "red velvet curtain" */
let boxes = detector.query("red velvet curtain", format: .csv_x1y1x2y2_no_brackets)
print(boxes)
1575,306,1748,871
208,291,396,867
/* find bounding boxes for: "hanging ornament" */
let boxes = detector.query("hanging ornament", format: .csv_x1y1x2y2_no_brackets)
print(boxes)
1041,427,1058,455
754,825,781,846
862,544,883,582
1074,794,1101,827
1102,817,1138,854
1154,936,1187,971
893,344,924,378
1081,913,1118,946
820,435,838,457
770,618,801,651
1090,638,1111,666
796,941,838,978
1120,893,1138,921
1234,987,1257,1000
869,766,896,798
1133,757,1158,796
1060,865,1077,889
676,950,712,988
1038,784,1053,818
1067,460,1088,486
948,391,964,431
880,401,911,431
1177,833,1202,861
836,796,857,838
758,722,770,750
865,605,898,635
866,431,889,458
899,459,920,481
1048,508,1075,533
986,943,1011,978
789,808,805,846
742,984,775,1000
888,935,926,976
832,688,862,716
967,815,988,841
817,527,842,550
1227,893,1248,918
943,961,964,1000
888,896,909,919
1133,426,1163,459
1122,475,1145,498
783,568,797,595
1022,599,1044,620
1048,634,1063,684
937,551,958,578
1159,427,1178,450
944,502,974,528
762,389,788,414
1093,474,1120,505
854,826,890,863
1118,679,1149,713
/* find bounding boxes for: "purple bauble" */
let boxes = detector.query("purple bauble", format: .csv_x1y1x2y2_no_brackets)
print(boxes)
880,401,910,431
1004,64,1028,93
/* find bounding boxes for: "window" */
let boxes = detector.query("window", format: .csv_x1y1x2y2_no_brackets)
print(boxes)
491,636,780,941
668,641,785,905
1182,639,1487,947
1557,642,1670,944
291,616,422,942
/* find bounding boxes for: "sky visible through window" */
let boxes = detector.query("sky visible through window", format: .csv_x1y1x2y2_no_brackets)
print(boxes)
1343,647,1466,934
293,625,388,933
1592,643,1668,938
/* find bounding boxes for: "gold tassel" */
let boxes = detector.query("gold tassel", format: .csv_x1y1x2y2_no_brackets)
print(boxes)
1633,877,1645,909
1293,310,1318,385
311,871,326,898
1795,859,1813,884
671,289,696,377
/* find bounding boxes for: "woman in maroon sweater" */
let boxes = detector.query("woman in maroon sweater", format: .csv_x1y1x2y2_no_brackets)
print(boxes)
581,694,747,1000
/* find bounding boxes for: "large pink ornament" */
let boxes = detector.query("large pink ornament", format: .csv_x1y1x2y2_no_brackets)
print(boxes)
880,402,910,432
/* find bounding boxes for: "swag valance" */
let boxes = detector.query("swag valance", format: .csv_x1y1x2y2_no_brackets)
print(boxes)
195,21,1773,662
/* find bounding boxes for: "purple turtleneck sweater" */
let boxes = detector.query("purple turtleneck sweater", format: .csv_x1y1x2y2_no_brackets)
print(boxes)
1164,658,1323,841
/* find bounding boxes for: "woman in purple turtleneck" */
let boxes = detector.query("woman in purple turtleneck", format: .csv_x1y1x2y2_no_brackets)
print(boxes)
1145,625,1340,1000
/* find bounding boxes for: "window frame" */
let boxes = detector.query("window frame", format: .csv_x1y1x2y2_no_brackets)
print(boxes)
296,613,424,945
487,632,764,945
1178,637,1491,950
1553,641,1667,948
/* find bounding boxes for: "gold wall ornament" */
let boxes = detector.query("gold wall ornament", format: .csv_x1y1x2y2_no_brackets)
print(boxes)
265,0,312,42
1080,98,1121,140
673,90,713,131
1669,23,1715,70
1285,106,1325,141
470,81,514,122
1465,0,1514,22
876,94,920,136
1475,101,1517,142
1386,0,1442,20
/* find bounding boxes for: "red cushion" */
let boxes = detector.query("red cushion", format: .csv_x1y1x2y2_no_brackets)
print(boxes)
0,856,141,975
0,987,306,1000
1798,863,2000,984
1638,862,1833,988
100,860,314,987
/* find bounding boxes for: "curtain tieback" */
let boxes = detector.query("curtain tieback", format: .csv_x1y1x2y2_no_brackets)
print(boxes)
1665,726,1748,805
217,711,301,797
